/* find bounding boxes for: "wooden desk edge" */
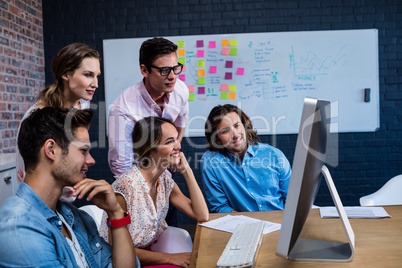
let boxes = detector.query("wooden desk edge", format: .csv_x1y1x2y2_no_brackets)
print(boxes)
190,221,204,268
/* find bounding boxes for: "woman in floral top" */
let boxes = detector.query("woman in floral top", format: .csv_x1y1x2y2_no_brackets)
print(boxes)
100,117,209,268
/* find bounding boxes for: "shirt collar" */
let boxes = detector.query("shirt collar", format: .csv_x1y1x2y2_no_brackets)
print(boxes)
140,79,170,108
224,143,256,162
16,182,74,224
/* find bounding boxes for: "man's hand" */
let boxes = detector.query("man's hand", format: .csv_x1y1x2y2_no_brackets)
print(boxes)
72,179,121,215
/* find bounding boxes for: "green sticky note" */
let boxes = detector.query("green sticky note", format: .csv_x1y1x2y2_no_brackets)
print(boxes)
188,93,195,101
178,57,185,65
197,60,205,67
229,85,237,92
230,39,237,47
221,92,228,99
198,77,205,85
177,41,185,48
230,48,237,56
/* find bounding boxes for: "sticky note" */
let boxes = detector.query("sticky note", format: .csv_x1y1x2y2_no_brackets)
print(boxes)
178,57,185,65
189,93,195,101
198,77,205,85
221,39,229,46
229,85,236,92
197,60,205,67
209,41,216,48
188,85,195,93
229,92,236,100
230,48,237,56
178,49,185,57
225,61,233,68
182,64,186,72
221,92,228,99
198,87,205,94
209,66,217,73
220,84,229,91
197,69,205,76
197,50,204,57
230,39,238,47
222,48,230,55
225,72,232,80
196,40,204,47
177,41,185,48
178,74,186,81
236,68,245,75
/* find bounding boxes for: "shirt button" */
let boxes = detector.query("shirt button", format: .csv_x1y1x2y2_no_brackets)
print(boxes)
58,221,62,226
251,193,253,196
96,243,100,247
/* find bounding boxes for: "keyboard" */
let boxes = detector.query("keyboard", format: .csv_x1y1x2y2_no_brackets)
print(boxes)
217,221,265,268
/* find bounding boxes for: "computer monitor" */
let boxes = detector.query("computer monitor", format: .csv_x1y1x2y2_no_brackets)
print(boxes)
276,97,355,262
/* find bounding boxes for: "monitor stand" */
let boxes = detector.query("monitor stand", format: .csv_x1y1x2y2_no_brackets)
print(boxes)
288,165,355,262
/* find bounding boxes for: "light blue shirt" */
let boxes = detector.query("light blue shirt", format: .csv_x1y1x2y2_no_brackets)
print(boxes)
201,143,291,213
0,182,140,268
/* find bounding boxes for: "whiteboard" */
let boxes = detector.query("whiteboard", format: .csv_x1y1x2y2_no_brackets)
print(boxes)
103,29,379,137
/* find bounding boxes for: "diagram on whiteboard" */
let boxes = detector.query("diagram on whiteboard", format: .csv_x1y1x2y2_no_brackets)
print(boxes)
103,30,379,136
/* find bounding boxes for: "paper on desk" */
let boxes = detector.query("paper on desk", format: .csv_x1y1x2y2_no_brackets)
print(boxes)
319,206,391,218
199,214,281,234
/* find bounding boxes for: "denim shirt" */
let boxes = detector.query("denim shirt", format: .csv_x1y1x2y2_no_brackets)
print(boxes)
0,182,139,268
201,143,291,213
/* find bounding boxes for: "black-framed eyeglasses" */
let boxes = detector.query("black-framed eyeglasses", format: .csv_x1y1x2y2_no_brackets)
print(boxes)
148,64,183,76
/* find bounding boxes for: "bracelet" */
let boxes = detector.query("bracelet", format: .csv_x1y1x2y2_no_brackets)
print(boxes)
107,212,131,228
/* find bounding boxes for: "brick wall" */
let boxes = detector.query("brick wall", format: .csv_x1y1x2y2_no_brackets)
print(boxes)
0,0,44,154
40,0,402,225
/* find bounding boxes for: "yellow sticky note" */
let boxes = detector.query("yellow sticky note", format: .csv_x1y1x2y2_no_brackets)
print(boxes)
229,85,236,92
178,57,185,65
177,41,185,48
221,39,229,46
197,69,205,77
230,39,237,47
198,77,205,85
221,92,228,99
189,93,195,101
197,60,205,67
229,92,236,100
178,49,185,56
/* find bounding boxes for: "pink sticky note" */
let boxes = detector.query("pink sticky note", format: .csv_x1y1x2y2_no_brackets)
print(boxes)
220,84,229,91
196,40,204,47
225,61,233,68
209,66,217,73
188,85,195,93
222,48,230,55
197,50,204,57
209,41,216,48
225,72,232,80
178,74,186,81
236,68,245,75
198,87,205,94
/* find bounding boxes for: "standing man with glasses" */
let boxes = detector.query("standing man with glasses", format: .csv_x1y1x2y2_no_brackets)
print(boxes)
108,37,189,180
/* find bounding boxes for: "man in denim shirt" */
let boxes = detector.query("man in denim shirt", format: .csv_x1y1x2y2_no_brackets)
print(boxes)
0,107,139,267
201,104,291,213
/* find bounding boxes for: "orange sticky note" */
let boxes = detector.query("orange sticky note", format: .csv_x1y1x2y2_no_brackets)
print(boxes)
229,92,236,100
178,49,185,56
197,69,205,76
222,39,229,46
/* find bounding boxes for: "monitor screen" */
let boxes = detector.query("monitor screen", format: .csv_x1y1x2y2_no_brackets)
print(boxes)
276,97,354,262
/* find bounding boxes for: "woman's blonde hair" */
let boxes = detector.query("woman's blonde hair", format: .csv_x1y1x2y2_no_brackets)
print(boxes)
38,43,99,107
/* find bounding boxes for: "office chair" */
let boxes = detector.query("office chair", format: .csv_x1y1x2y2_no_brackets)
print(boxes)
359,175,402,206
79,205,105,230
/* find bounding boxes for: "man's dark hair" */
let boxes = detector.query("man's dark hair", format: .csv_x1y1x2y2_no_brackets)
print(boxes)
205,104,259,154
18,107,93,174
139,37,178,72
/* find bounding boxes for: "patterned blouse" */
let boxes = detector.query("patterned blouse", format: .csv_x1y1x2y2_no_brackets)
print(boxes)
99,165,174,248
